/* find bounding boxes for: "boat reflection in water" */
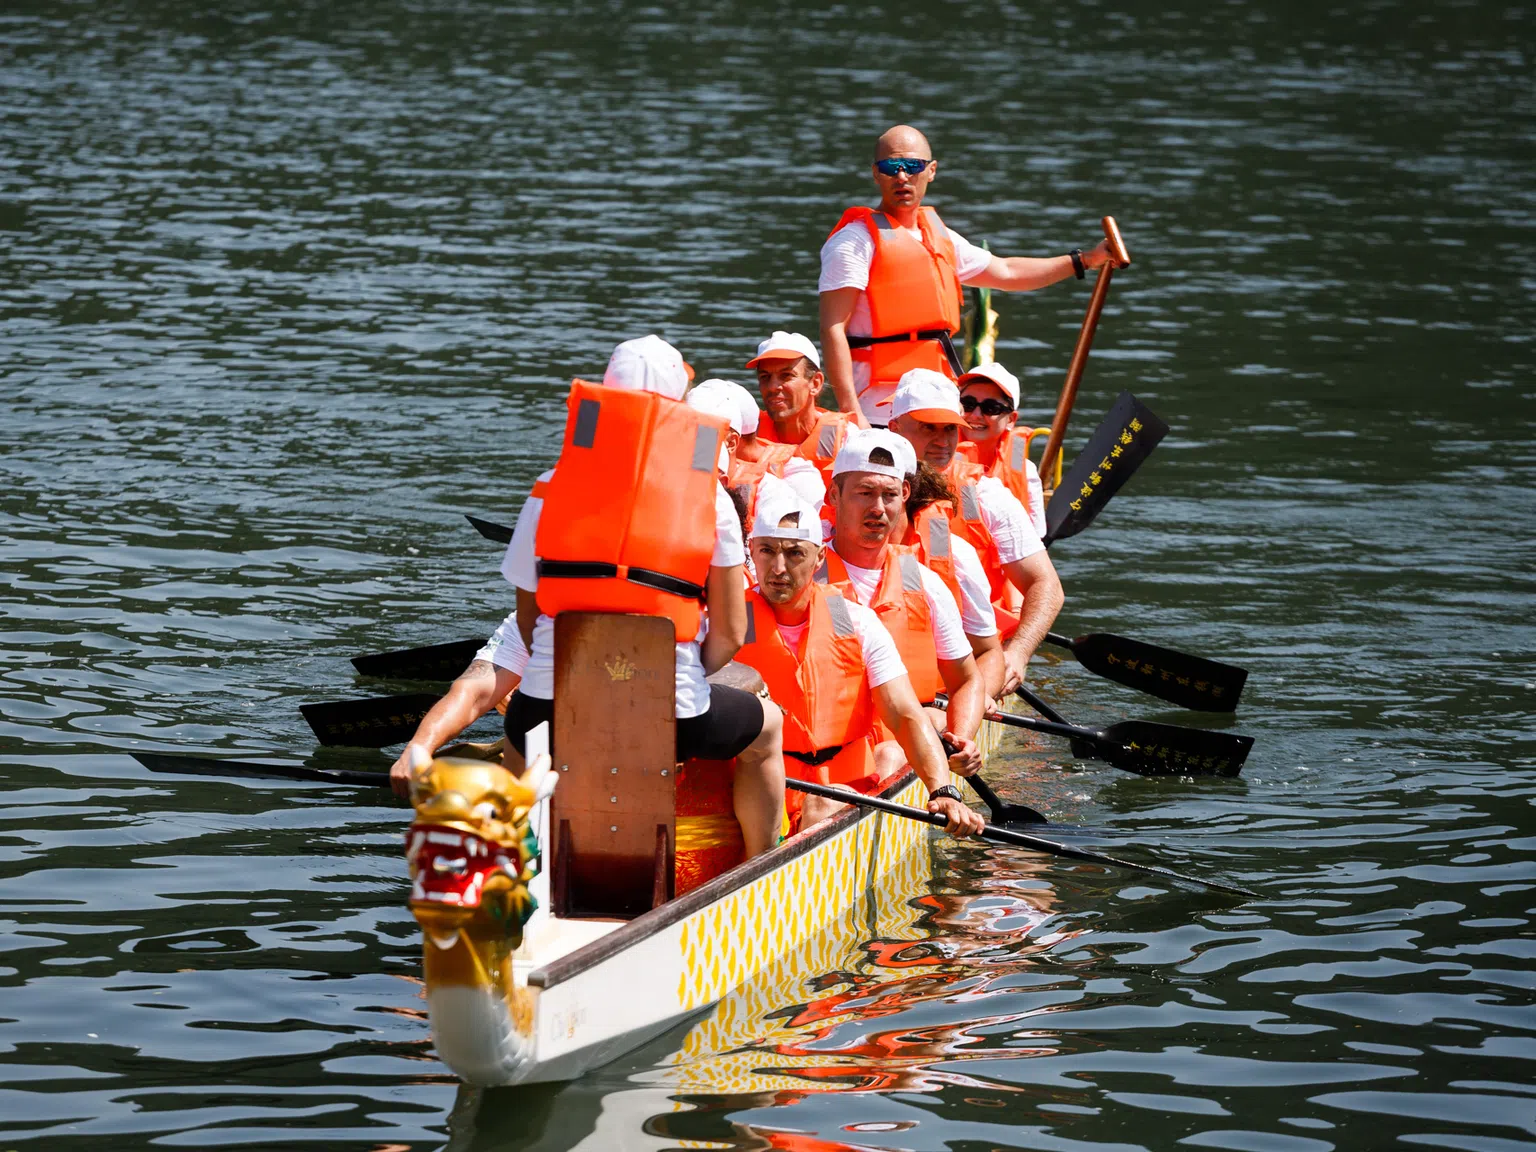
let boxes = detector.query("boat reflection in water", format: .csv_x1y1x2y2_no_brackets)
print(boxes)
444,847,1078,1151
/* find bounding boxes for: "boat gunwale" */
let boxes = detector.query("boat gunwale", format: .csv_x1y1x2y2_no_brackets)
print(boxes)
528,768,920,990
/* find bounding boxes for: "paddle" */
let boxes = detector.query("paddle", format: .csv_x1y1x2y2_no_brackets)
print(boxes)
300,693,440,747
467,513,515,544
984,693,1254,778
938,731,1048,826
1042,390,1168,547
1043,630,1247,712
1037,216,1130,483
786,777,1255,898
131,752,390,788
351,637,483,682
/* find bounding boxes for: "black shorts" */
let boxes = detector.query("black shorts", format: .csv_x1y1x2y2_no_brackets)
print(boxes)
503,684,765,762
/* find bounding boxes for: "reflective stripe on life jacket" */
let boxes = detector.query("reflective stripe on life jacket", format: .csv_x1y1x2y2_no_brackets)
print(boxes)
734,588,876,789
819,547,941,705
942,457,1022,639
829,205,965,393
533,380,728,642
984,427,1047,538
727,441,799,526
905,503,964,620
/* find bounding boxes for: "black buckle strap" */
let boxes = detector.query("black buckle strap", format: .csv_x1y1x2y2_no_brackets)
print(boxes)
536,560,705,601
845,329,963,377
784,745,845,766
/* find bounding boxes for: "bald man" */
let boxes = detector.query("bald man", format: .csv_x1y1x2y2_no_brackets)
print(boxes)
820,124,1115,428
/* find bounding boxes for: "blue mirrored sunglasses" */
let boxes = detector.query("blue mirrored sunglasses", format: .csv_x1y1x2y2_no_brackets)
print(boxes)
874,157,932,177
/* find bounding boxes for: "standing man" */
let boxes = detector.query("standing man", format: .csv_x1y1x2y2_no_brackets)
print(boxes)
748,330,853,488
958,361,1047,536
888,370,1064,696
820,124,1115,428
824,429,987,776
737,484,985,837
501,335,786,859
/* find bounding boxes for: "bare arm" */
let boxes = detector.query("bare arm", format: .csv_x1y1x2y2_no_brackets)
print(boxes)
969,629,1006,701
936,653,983,744
965,239,1113,293
999,551,1065,692
872,674,984,836
389,659,520,797
699,563,747,675
818,287,870,428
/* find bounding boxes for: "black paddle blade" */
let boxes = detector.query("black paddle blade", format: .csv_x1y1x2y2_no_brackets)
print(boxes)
466,514,514,544
131,752,388,788
300,693,439,747
1058,632,1248,712
351,637,483,681
962,773,1048,826
1098,720,1253,778
1044,391,1168,546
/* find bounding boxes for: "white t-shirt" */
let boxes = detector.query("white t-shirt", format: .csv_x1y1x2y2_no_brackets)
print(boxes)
502,470,746,718
970,475,1045,565
475,610,530,676
773,598,906,689
831,550,972,662
1019,457,1047,538
819,217,995,425
949,536,998,638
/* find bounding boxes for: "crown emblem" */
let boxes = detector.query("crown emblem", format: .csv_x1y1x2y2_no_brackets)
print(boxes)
604,655,636,682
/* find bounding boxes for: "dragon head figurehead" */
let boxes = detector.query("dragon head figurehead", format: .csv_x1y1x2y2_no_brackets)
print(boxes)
405,750,554,1085
404,753,546,950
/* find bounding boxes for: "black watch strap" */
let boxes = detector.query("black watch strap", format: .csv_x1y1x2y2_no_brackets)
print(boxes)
929,784,963,804
1069,248,1086,280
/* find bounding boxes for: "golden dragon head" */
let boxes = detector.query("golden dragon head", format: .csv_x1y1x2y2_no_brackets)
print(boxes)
403,754,544,950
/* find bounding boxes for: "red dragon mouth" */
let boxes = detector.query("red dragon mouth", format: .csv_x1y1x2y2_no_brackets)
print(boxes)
405,822,521,910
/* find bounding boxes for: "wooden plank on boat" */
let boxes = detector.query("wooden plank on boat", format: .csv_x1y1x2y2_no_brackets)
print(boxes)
552,612,677,918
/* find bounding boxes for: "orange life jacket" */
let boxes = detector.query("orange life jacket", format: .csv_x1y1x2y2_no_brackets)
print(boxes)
734,587,876,791
820,547,941,705
759,408,850,490
942,457,1022,639
963,428,1046,537
829,205,964,393
903,504,964,621
533,380,728,641
727,441,799,526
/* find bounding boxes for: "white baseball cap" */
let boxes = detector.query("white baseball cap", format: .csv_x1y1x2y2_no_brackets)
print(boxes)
603,335,694,401
750,475,822,543
745,330,821,371
831,428,916,480
957,361,1020,409
890,368,967,427
685,382,743,434
690,378,759,436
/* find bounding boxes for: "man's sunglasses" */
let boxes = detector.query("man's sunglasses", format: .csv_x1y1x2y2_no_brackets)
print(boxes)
960,396,1015,417
874,157,932,177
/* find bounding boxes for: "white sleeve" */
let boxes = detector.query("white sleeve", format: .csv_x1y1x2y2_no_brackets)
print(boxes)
849,602,907,689
1023,458,1047,538
975,476,1044,565
475,610,529,676
818,223,876,293
779,457,827,516
949,537,998,637
713,483,746,568
920,567,973,661
501,469,555,590
946,227,996,283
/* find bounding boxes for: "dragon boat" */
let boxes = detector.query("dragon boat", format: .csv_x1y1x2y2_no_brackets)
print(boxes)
404,612,1004,1086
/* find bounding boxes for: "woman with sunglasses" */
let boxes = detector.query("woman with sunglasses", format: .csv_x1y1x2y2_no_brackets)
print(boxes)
957,361,1048,538
820,124,1116,430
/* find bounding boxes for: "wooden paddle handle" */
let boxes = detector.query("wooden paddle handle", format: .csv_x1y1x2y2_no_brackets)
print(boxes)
1036,217,1131,482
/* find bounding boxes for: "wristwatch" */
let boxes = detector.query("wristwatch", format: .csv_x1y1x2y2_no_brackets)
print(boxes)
1069,248,1086,280
929,784,963,804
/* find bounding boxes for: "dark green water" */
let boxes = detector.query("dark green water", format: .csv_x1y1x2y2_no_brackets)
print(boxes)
2,2,1533,1148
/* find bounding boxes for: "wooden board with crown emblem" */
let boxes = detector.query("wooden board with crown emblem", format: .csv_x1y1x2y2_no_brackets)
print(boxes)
551,612,678,917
